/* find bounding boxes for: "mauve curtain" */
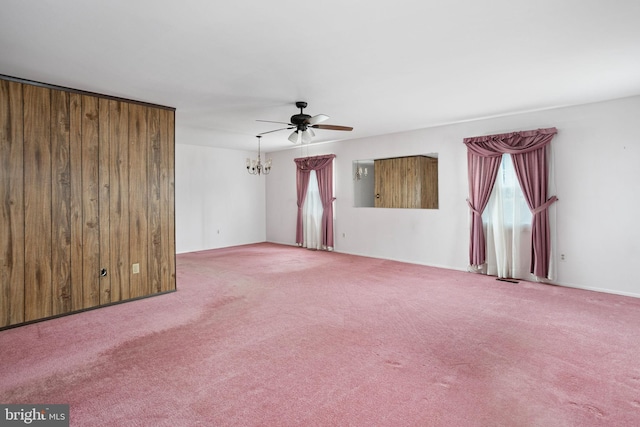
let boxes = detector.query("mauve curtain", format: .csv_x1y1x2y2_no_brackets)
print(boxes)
295,170,311,246
294,154,336,249
512,148,557,278
464,127,557,278
316,162,336,249
467,152,502,266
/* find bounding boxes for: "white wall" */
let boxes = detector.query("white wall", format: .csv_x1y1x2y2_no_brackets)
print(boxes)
175,142,266,253
265,96,640,297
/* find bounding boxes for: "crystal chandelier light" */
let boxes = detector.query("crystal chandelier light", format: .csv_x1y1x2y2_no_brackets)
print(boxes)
354,160,368,180
246,135,272,175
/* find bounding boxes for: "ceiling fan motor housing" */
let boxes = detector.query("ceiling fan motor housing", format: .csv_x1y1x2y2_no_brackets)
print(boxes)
290,114,311,126
291,101,310,128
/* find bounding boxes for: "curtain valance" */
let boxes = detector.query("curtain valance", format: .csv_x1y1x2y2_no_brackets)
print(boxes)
464,127,557,157
294,154,336,172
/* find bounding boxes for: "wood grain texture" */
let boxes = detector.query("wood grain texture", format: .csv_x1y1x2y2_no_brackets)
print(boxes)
51,89,72,315
81,95,100,309
1,76,175,328
421,157,438,209
69,94,84,311
374,158,396,208
109,100,130,302
99,98,111,305
374,156,439,209
161,109,176,292
147,107,162,294
0,80,25,327
168,111,176,291
23,84,53,321
128,104,149,299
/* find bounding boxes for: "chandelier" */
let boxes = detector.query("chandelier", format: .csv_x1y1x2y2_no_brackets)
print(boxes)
354,160,368,180
246,135,272,175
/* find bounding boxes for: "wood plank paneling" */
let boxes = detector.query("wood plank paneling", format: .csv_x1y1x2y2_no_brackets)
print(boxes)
0,80,25,327
99,98,111,304
69,94,84,311
375,158,398,208
128,104,149,299
421,157,438,209
81,95,100,309
404,157,420,208
1,76,175,328
167,111,176,291
374,159,383,208
375,156,439,209
23,84,52,321
109,100,130,302
51,89,72,315
161,109,176,292
147,107,162,294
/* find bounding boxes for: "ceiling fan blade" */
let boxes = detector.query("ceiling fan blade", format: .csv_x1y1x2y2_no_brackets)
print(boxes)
305,114,329,125
310,124,353,131
256,119,292,125
258,126,294,136
288,131,300,144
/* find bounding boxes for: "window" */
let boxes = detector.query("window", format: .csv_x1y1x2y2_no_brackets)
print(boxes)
485,154,532,229
482,154,532,279
302,170,323,249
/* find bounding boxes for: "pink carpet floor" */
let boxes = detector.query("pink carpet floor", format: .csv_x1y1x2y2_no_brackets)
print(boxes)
2,243,640,426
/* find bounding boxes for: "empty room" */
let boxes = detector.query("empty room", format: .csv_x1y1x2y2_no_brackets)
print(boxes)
1,1,640,426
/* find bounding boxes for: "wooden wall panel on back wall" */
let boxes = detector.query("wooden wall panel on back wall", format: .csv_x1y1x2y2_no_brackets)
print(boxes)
0,75,176,329
69,93,84,312
99,97,112,305
80,95,101,310
128,103,149,300
374,156,439,209
109,100,130,302
421,157,438,209
160,109,176,293
0,80,25,328
23,84,53,322
148,107,163,295
51,88,72,316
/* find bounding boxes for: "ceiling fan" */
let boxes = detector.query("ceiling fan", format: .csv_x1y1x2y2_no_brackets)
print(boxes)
257,101,353,144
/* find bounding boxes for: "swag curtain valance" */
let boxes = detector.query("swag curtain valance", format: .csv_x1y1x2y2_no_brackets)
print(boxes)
464,127,557,278
294,154,336,249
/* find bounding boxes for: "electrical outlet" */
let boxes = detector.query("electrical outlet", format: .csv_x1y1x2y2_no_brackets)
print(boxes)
132,263,140,274
560,254,566,261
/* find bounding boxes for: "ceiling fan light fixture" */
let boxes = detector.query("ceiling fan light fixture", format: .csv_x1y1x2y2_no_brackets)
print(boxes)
288,131,300,144
301,129,313,144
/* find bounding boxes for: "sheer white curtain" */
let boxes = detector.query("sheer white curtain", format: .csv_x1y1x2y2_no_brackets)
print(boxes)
302,170,323,249
482,154,533,279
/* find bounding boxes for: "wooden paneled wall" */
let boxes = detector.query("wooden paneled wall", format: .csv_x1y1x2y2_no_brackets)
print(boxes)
374,155,438,209
0,77,175,328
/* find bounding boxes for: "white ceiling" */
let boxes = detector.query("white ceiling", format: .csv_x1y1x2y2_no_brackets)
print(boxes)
2,0,640,152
